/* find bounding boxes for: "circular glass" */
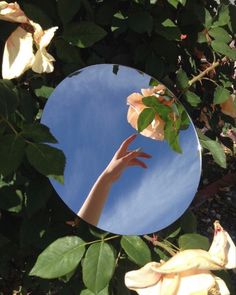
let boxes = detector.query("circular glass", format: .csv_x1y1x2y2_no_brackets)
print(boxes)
41,64,201,235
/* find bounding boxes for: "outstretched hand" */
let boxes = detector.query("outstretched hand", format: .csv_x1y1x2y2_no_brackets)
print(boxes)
104,134,152,182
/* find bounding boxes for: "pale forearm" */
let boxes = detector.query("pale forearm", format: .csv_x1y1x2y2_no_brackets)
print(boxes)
77,170,113,226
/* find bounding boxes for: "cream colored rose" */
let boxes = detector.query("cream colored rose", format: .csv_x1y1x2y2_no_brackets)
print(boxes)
0,1,57,79
125,221,236,295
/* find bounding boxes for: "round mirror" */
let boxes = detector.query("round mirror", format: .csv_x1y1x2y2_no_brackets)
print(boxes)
41,64,201,235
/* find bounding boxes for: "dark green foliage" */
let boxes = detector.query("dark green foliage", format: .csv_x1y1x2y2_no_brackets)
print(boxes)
0,0,235,293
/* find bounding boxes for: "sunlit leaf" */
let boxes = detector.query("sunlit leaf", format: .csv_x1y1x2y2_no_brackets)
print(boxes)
29,236,85,278
213,86,231,104
137,108,155,132
211,41,236,60
82,242,116,293
121,236,151,266
178,233,209,250
208,27,231,44
184,91,201,107
34,86,54,99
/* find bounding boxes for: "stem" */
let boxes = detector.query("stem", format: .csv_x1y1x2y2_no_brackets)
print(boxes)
143,235,176,256
81,235,120,248
188,56,228,86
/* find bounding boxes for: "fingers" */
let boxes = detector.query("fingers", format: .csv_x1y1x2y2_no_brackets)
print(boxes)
123,150,152,162
127,158,147,169
117,134,138,155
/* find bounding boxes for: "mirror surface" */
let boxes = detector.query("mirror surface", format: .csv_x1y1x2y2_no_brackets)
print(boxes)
41,64,201,235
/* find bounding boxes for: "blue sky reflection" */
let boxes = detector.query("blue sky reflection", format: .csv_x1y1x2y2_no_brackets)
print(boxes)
41,64,201,235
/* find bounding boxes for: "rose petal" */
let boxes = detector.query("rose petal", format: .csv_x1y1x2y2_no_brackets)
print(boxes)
2,26,34,79
214,276,230,295
38,26,58,48
151,249,223,274
161,273,180,294
209,220,236,269
220,94,236,118
127,92,144,108
125,262,162,289
141,85,166,97
32,48,55,73
0,1,28,23
176,270,216,295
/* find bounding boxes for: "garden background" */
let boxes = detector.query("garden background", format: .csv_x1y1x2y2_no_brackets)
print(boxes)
0,0,235,294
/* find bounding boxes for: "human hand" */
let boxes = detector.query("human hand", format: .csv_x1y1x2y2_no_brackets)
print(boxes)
103,134,152,182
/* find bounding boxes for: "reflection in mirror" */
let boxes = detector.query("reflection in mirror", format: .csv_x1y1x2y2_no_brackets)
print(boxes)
41,64,201,235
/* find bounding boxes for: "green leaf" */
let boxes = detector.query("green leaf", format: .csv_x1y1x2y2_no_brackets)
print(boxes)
82,242,116,293
34,86,54,99
137,108,155,132
26,143,66,177
55,39,84,65
180,210,197,233
121,236,151,266
198,131,226,168
128,11,153,34
212,4,230,28
80,286,109,295
208,27,231,44
211,41,236,60
57,0,81,24
0,80,18,118
176,68,188,90
178,233,209,250
164,121,182,154
63,22,107,48
21,123,57,143
166,227,181,239
167,0,186,8
29,236,85,279
213,86,231,104
0,135,25,176
142,97,172,120
184,91,201,107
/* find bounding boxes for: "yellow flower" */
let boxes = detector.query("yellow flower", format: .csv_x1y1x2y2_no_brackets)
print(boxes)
125,221,236,295
0,1,57,79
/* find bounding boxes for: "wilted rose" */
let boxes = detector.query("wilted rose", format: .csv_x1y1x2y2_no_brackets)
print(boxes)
0,1,58,79
125,221,236,295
